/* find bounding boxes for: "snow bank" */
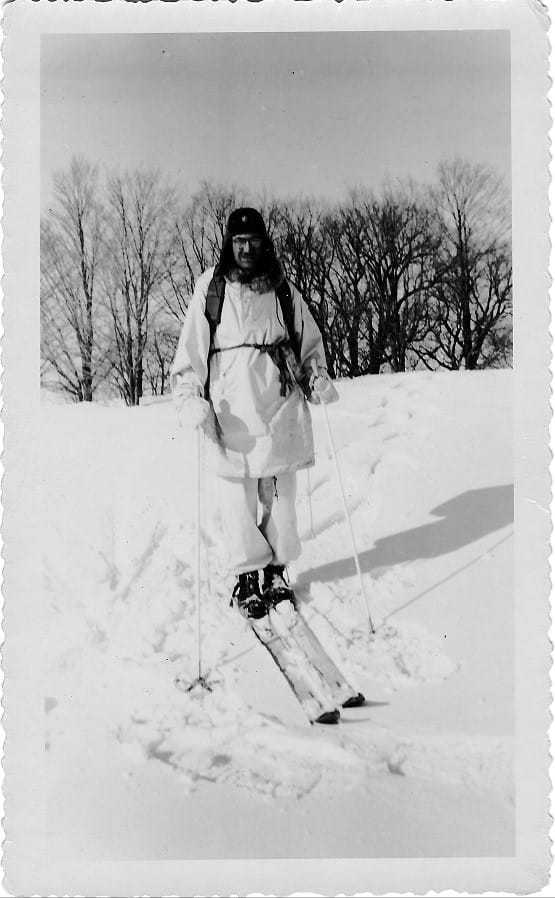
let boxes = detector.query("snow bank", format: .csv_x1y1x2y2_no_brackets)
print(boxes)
42,369,514,853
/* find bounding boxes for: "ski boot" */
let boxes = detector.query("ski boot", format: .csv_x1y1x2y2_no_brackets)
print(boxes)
262,564,296,610
231,571,267,620
314,709,340,725
342,693,366,708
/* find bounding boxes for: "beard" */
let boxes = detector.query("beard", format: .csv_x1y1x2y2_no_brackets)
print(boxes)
218,235,284,291
232,264,263,283
226,264,283,293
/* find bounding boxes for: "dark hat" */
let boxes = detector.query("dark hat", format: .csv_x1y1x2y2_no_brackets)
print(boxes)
226,207,267,238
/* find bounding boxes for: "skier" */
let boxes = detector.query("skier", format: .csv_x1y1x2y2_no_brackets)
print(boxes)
171,207,338,619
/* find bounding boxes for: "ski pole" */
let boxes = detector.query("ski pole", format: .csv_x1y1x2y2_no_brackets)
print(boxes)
183,426,214,692
195,425,202,681
306,465,315,539
311,361,375,634
175,419,215,694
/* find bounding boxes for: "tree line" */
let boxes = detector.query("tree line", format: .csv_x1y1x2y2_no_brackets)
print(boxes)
40,156,512,404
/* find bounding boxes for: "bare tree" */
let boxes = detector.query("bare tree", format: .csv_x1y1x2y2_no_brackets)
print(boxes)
421,159,512,370
323,199,374,377
41,160,510,402
144,327,177,396
161,182,244,323
319,187,438,376
363,187,440,373
40,157,111,400
272,200,338,371
105,170,175,405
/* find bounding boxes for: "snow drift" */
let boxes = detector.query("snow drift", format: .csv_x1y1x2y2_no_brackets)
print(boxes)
42,369,514,857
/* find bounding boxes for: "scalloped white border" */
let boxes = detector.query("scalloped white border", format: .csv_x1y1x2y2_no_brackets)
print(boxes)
2,0,552,893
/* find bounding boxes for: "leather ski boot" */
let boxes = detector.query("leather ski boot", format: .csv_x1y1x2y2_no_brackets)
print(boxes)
262,564,296,609
231,571,267,620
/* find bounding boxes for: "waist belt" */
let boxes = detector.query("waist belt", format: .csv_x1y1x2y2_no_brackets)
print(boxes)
209,339,296,397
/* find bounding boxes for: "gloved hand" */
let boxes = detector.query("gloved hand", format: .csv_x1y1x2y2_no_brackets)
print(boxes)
184,397,211,429
308,368,339,405
175,394,217,439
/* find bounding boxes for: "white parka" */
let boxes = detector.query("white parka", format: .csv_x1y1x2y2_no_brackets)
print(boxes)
170,267,328,479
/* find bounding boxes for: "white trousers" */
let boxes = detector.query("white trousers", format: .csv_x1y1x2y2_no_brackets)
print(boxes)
218,472,301,575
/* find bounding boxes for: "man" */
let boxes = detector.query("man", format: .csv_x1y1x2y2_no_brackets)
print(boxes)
171,207,337,619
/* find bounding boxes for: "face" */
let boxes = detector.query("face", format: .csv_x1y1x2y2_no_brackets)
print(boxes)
231,233,264,271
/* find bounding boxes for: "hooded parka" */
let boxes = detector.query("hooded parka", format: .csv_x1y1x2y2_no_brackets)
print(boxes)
170,266,327,479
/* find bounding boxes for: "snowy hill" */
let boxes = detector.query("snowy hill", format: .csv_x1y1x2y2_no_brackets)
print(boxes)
41,369,514,858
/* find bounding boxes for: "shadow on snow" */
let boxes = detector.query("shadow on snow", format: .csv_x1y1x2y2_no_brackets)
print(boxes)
297,484,514,587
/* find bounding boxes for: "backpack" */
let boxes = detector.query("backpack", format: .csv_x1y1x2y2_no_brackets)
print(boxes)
203,273,302,399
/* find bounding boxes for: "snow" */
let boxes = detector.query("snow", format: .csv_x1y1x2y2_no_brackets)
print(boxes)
41,369,514,858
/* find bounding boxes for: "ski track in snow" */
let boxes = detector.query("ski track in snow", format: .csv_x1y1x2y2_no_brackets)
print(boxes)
42,372,513,806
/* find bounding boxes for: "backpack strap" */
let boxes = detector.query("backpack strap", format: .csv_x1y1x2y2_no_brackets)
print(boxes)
204,274,226,399
205,274,226,348
276,280,302,363
203,274,302,398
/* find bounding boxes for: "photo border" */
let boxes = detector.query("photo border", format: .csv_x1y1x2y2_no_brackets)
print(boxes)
3,0,551,893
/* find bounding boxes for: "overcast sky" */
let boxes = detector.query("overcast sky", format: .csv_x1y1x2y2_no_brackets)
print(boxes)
41,30,510,206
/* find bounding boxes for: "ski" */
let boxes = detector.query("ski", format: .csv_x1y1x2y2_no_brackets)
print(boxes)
268,602,362,708
248,614,340,725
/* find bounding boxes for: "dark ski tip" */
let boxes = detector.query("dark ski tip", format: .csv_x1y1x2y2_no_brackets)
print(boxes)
342,692,366,709
314,708,340,725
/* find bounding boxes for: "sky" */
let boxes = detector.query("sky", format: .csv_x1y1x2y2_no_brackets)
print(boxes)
41,30,510,206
